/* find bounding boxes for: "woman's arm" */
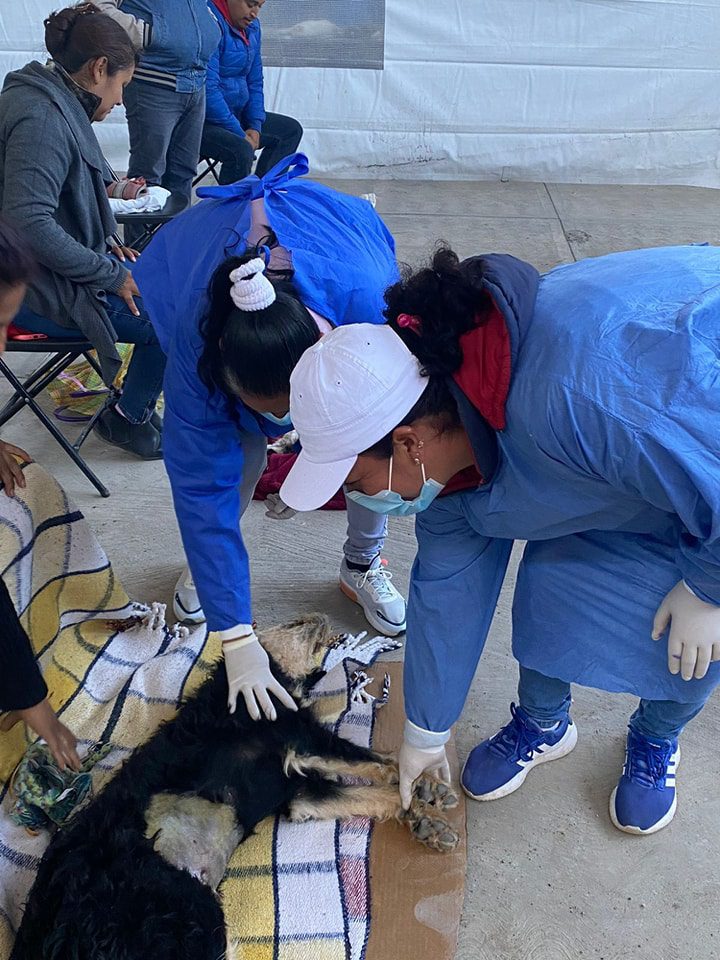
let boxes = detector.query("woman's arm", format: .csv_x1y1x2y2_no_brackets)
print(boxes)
405,497,514,746
3,110,127,293
163,343,254,632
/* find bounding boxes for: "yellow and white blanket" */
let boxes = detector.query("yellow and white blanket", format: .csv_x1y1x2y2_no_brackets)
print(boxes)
0,464,381,960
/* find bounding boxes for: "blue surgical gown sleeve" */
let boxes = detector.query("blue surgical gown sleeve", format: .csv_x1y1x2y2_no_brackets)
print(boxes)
163,341,254,632
404,495,514,746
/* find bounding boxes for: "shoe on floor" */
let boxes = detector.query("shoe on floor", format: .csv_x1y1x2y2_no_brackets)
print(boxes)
462,703,578,801
339,557,406,636
94,407,162,460
173,568,206,625
609,729,679,835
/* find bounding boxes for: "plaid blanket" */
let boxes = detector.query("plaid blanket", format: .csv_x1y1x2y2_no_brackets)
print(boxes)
0,464,387,960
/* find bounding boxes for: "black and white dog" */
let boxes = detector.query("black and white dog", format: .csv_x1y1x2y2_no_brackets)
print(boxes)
11,615,459,960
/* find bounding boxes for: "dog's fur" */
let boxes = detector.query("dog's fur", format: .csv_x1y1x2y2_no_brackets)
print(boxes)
11,615,458,960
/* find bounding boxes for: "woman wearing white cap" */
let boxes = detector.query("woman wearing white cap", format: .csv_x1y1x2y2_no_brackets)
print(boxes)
280,245,720,836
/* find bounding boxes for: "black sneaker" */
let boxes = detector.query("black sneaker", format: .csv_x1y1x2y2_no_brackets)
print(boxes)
94,407,163,461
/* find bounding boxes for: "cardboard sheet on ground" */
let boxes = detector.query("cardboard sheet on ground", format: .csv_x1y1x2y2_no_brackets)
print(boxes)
0,464,466,959
365,662,467,960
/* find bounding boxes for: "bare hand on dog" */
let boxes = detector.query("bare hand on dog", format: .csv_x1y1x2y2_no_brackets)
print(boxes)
223,631,298,720
0,440,31,496
18,699,82,772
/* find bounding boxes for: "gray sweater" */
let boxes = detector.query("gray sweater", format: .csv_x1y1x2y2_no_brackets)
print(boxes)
0,61,129,385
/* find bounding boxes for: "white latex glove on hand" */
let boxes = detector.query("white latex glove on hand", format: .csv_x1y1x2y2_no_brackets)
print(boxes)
265,493,297,521
399,739,451,810
652,581,720,681
223,632,298,719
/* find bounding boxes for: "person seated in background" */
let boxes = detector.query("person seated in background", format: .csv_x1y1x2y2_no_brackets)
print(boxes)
0,216,81,772
200,0,303,185
0,3,165,460
93,0,220,206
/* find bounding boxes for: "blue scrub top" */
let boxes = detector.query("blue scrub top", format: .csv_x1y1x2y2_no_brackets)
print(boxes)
133,154,399,631
403,245,720,739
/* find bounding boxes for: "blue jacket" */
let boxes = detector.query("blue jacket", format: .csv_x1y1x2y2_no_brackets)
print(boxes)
205,7,265,135
133,155,398,632
402,245,720,747
111,0,220,93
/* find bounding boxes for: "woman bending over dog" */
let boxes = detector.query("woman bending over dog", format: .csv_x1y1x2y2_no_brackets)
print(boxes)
281,243,720,837
134,154,407,721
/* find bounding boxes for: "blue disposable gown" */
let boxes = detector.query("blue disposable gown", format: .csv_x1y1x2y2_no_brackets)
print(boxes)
133,154,398,630
406,245,720,740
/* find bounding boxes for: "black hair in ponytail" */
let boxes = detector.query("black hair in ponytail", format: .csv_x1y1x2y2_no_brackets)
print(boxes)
383,246,492,376
360,245,491,458
197,238,320,400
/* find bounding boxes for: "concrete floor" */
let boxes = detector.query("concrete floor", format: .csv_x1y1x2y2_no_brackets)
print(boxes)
2,180,720,960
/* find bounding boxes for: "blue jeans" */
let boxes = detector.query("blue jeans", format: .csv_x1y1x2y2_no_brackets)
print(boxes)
16,285,165,425
200,112,304,185
239,430,386,563
124,80,206,200
518,665,709,741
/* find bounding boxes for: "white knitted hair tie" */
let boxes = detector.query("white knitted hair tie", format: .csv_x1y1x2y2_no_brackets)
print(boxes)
229,257,277,312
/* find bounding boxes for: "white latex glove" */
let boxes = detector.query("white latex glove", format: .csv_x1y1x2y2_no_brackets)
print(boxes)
399,739,451,810
223,632,298,719
652,581,720,681
265,493,297,521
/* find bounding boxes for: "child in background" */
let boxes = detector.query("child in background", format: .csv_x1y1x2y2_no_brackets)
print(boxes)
94,0,220,202
200,0,303,184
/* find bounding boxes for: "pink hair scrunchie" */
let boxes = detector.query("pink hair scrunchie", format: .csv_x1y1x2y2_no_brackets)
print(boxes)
396,313,422,333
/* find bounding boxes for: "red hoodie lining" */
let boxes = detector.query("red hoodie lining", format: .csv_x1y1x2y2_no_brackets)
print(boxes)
211,0,249,44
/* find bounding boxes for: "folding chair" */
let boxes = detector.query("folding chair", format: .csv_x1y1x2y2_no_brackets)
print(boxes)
192,156,222,189
114,192,189,252
0,339,118,498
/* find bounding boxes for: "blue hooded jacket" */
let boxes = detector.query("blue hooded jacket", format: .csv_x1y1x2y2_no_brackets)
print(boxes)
205,6,265,136
133,155,398,633
401,244,720,748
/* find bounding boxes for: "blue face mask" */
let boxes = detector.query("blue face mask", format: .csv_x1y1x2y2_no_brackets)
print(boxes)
345,456,445,517
261,410,293,429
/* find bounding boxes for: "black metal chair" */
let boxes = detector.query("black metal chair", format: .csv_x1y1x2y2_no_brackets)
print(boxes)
0,339,118,498
114,192,189,251
192,157,222,189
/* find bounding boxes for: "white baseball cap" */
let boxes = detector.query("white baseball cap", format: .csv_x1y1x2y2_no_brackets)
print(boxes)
280,325,428,511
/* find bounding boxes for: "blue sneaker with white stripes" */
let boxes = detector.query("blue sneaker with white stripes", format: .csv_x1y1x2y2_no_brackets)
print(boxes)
461,703,577,801
609,730,680,835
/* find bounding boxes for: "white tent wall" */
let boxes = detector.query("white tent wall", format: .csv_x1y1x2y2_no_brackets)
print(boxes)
1,0,718,185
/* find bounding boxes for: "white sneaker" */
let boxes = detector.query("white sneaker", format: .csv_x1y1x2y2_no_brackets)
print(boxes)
339,557,406,636
173,567,206,625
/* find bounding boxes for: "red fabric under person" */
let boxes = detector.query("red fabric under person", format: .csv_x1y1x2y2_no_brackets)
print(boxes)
210,0,249,43
452,299,511,431
254,452,482,509
7,323,47,342
254,452,347,510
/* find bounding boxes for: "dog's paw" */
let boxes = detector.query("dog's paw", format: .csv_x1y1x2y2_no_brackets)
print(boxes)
413,774,459,812
406,812,460,853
